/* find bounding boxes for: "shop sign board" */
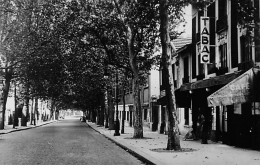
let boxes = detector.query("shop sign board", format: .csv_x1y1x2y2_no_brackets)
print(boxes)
200,17,210,64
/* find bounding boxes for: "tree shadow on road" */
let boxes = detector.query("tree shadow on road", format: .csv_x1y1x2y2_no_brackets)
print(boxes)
124,137,153,140
150,148,197,153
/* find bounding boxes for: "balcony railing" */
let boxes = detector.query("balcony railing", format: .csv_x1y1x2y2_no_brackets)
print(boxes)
238,60,254,72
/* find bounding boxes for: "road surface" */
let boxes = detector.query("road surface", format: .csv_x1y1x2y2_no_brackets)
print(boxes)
0,118,144,165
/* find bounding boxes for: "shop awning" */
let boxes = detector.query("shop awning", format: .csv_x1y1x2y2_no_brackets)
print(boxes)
207,67,260,107
179,72,241,91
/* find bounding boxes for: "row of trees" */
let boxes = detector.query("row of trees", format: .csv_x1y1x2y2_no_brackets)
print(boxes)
0,0,256,150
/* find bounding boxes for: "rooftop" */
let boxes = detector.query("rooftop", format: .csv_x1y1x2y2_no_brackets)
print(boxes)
172,37,192,51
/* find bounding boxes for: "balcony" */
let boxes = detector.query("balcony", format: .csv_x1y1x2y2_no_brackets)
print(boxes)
238,60,254,72
216,16,228,33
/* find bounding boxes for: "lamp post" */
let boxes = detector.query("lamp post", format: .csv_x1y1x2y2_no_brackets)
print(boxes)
114,70,120,136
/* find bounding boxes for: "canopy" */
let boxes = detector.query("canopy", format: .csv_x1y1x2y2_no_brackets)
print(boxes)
207,67,260,107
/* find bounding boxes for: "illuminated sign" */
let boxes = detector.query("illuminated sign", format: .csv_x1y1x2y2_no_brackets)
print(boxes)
200,17,210,64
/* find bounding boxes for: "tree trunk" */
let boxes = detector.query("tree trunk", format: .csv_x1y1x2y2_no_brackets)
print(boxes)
22,95,29,126
30,98,34,125
159,0,181,150
50,100,56,120
34,97,38,125
96,107,100,125
108,87,115,130
0,72,12,129
121,85,126,134
99,92,105,126
104,89,109,128
127,25,143,138
99,105,105,126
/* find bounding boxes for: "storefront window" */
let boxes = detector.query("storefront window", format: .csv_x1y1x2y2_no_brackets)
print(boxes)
252,102,260,115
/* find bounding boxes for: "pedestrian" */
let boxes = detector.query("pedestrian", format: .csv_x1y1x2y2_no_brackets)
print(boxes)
200,114,208,144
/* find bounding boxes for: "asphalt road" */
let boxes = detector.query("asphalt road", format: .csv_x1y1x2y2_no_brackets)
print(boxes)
0,118,144,165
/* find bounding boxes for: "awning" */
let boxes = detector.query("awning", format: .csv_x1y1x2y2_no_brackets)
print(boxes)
157,91,191,108
179,72,241,91
207,67,260,107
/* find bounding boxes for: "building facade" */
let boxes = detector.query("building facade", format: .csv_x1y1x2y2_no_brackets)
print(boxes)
175,0,260,149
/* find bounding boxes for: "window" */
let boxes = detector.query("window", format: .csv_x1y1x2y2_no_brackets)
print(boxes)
184,57,189,78
220,43,227,68
183,57,189,83
240,36,252,62
218,0,227,19
144,109,148,121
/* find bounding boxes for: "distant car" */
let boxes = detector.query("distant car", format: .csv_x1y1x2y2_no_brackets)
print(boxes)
80,116,86,122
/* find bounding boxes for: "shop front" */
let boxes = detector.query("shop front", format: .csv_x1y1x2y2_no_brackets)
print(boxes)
207,67,260,150
176,72,243,143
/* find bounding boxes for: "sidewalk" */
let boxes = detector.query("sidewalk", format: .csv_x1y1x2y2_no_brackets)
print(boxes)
0,120,57,135
87,121,260,165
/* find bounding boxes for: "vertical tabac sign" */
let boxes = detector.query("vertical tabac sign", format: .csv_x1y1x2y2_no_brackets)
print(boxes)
200,17,210,63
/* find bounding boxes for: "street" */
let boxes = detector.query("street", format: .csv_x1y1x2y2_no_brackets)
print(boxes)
0,118,144,165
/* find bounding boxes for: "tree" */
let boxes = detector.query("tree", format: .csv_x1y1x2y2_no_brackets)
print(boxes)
0,0,38,129
109,0,158,138
24,0,109,119
159,0,191,150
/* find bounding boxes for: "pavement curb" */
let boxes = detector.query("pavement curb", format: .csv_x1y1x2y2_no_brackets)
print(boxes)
0,120,58,135
86,123,156,165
